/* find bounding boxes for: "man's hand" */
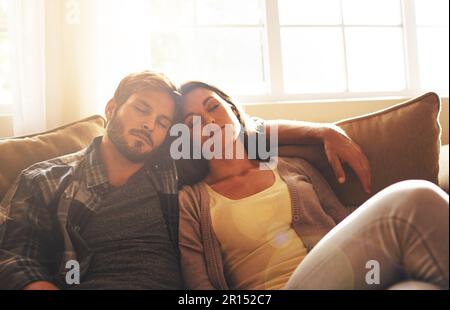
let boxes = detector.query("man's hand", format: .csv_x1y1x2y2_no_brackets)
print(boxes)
322,125,372,194
264,119,371,193
23,281,59,290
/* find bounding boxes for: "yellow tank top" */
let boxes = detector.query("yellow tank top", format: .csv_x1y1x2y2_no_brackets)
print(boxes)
205,168,308,290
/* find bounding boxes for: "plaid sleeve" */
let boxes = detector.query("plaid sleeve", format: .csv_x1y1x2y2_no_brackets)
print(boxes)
0,173,57,290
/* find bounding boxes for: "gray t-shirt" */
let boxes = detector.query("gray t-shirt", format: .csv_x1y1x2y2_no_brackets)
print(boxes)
72,168,182,289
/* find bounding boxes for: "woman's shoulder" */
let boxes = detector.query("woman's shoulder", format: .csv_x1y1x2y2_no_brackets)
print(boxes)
179,182,206,211
179,183,199,201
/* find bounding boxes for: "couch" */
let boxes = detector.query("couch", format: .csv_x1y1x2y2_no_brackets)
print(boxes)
0,93,448,289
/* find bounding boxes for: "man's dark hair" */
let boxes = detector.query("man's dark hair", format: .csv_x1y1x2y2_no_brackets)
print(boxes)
110,71,182,164
113,70,181,110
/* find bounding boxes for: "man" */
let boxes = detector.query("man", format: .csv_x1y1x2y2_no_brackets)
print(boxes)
0,71,370,289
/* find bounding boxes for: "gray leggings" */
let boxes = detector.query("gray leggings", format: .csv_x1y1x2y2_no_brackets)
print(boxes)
285,180,449,290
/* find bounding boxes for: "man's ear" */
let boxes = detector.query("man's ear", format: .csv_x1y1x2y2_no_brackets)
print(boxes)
105,99,116,122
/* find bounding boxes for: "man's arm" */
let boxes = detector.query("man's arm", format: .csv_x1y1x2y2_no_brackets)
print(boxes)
264,119,372,194
0,173,59,290
265,119,332,145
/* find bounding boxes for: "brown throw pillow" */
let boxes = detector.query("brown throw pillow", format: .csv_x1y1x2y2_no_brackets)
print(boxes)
278,92,442,208
0,115,106,201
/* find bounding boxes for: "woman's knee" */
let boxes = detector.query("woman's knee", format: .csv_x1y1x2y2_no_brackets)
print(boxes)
381,180,448,218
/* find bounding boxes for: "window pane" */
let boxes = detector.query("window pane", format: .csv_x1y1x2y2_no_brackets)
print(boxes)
415,0,449,26
148,0,194,28
281,27,346,93
196,0,264,25
149,30,197,84
417,27,449,91
195,28,267,95
96,0,268,102
278,0,342,25
342,0,402,25
345,27,406,91
149,28,267,95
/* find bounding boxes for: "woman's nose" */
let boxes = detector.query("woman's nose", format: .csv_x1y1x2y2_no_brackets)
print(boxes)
205,116,215,125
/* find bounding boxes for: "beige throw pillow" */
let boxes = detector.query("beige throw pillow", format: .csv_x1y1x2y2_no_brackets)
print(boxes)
279,92,442,208
0,115,106,201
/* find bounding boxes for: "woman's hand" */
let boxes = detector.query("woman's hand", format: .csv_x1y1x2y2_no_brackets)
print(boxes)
322,125,372,194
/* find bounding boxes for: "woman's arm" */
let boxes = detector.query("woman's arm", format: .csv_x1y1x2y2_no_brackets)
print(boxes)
178,190,217,290
264,119,371,194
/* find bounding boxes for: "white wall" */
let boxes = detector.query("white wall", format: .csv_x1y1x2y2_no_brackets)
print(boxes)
245,97,449,145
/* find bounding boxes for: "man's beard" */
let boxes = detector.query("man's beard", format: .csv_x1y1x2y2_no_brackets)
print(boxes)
107,115,154,163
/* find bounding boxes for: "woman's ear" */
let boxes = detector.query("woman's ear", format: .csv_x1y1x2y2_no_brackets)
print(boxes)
105,99,116,122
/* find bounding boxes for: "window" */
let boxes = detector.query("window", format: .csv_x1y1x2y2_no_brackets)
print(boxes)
96,0,268,102
0,0,12,112
279,0,406,94
0,1,447,112
97,0,449,104
414,0,449,92
147,0,268,96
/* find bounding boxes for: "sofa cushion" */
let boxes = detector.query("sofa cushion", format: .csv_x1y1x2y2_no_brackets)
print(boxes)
0,115,106,201
279,92,442,208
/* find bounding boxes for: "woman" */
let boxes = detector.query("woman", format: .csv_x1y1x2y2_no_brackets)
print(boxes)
177,81,449,290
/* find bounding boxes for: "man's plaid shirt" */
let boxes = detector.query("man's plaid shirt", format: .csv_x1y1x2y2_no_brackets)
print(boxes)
0,136,180,289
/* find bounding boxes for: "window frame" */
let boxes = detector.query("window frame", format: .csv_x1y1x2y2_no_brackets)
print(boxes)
237,0,448,104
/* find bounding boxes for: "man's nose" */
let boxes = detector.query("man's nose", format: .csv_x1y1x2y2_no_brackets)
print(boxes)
142,119,155,131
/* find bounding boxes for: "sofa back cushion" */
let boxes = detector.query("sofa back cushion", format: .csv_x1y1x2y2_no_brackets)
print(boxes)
0,93,443,207
0,115,106,201
278,92,442,208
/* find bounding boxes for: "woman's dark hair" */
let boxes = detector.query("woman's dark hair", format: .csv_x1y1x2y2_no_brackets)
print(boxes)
176,81,264,187
179,81,257,133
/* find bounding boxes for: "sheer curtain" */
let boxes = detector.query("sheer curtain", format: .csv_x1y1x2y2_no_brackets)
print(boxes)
8,0,46,136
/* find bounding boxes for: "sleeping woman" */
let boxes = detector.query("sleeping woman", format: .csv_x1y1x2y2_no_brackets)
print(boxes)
177,81,449,290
